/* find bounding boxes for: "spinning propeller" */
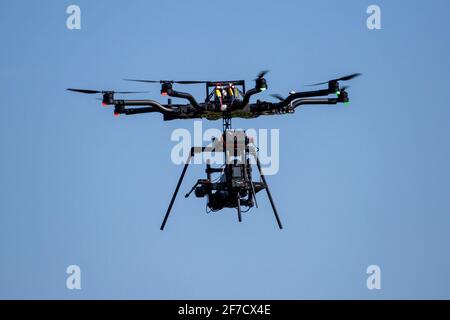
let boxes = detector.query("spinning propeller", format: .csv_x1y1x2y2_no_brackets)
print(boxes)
270,94,285,101
255,70,269,80
67,88,147,94
306,73,362,87
254,70,269,91
123,79,209,84
67,88,148,106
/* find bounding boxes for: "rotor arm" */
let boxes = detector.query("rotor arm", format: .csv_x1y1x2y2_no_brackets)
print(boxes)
167,90,202,110
277,73,360,108
291,97,339,109
242,88,261,107
115,99,177,114
276,89,331,108
248,95,346,115
123,107,160,115
291,88,349,108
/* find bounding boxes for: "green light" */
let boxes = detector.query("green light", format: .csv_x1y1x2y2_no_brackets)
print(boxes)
336,91,341,96
260,87,267,91
344,102,349,105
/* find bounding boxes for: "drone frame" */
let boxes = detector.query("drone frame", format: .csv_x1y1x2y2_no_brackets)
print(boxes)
68,72,360,230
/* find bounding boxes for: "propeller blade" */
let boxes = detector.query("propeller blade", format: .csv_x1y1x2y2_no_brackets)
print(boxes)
67,88,147,95
337,73,362,81
174,80,208,84
67,88,101,94
270,94,285,101
123,79,162,83
115,91,148,94
124,79,209,85
306,73,362,86
255,70,269,80
305,81,328,87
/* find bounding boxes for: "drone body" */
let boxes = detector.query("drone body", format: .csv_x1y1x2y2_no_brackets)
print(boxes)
68,71,360,230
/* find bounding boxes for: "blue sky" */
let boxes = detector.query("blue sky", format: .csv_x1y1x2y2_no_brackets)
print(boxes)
1,0,450,299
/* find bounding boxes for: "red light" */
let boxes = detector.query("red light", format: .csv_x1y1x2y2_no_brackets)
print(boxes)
102,102,107,107
161,92,168,96
114,112,119,117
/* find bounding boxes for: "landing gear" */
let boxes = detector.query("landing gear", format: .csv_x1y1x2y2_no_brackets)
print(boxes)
160,116,282,230
237,192,242,223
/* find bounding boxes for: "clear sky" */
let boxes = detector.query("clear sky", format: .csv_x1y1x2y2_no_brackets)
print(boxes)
1,0,450,299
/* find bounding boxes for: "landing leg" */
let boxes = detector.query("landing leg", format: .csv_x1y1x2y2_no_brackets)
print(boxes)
160,152,192,230
237,192,242,223
250,181,259,208
255,157,283,230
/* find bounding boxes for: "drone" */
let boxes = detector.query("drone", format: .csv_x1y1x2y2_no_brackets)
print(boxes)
68,71,361,230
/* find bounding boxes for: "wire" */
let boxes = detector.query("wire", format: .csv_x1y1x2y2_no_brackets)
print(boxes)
241,206,252,213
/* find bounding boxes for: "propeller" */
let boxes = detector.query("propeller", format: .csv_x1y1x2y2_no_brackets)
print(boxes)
270,94,285,101
123,79,208,84
67,88,148,107
67,88,147,94
337,86,350,93
254,70,269,91
306,73,362,86
255,70,269,80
